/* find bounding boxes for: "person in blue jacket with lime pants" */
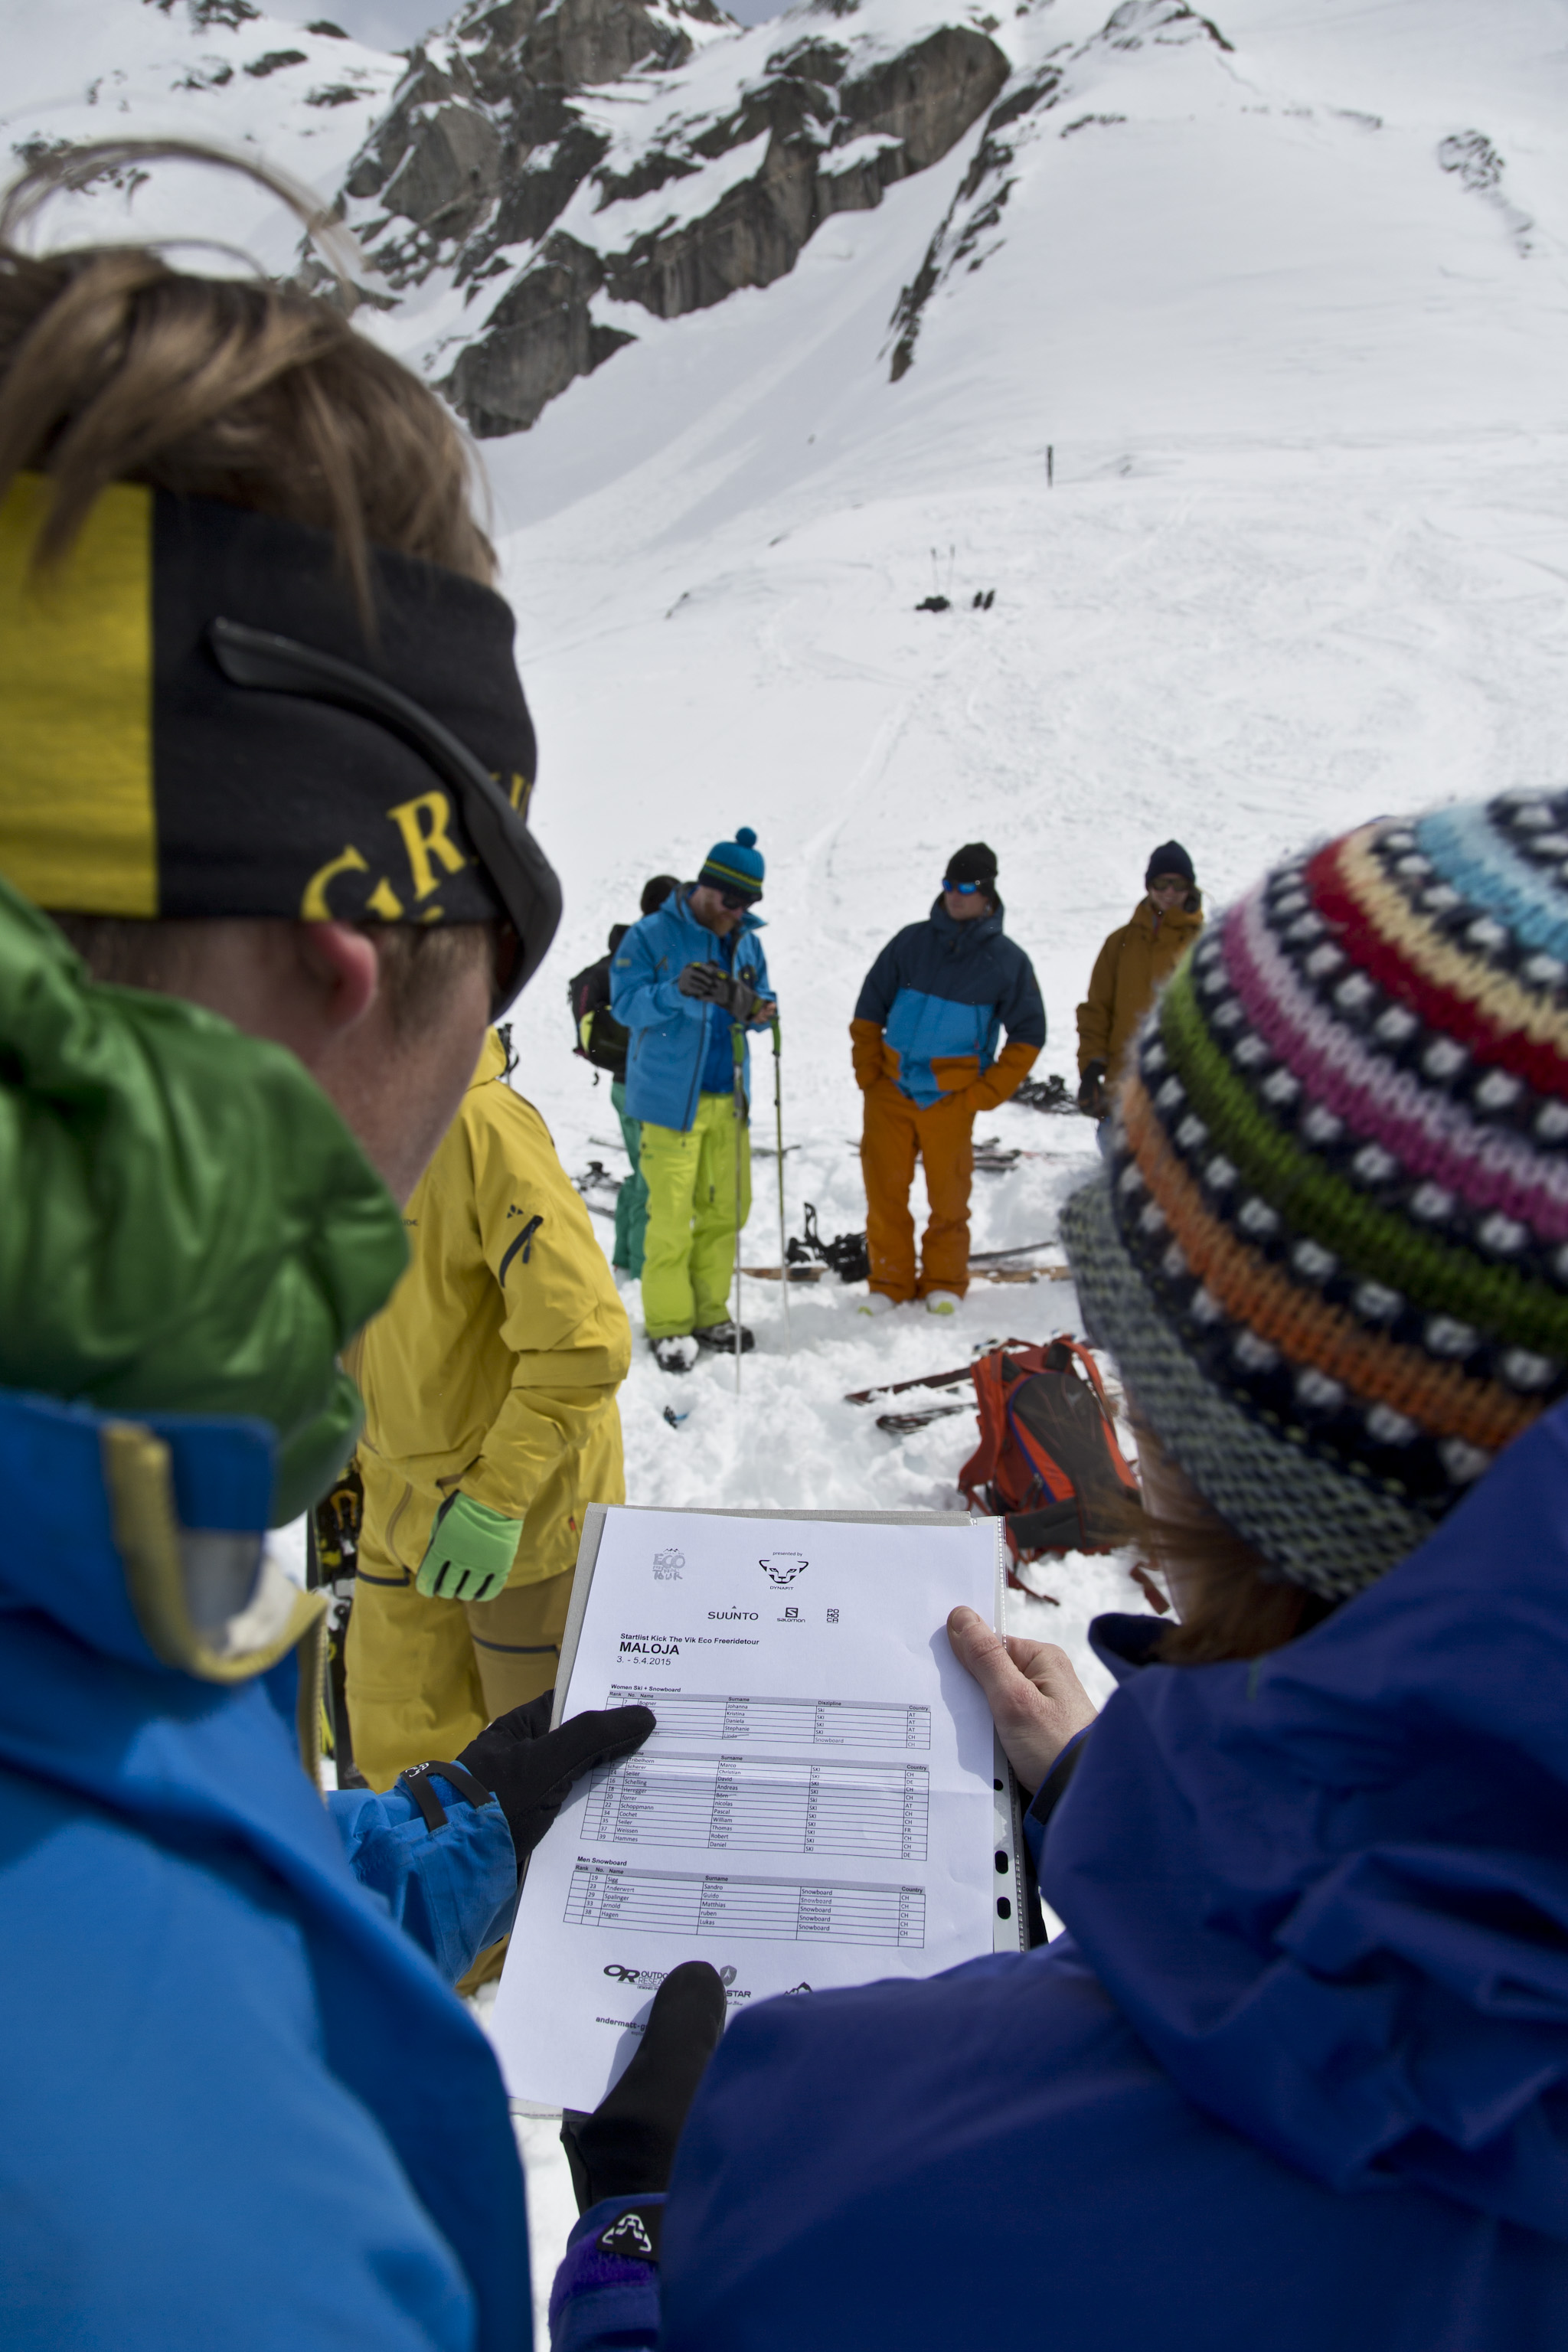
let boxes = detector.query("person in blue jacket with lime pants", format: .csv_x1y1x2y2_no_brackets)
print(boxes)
610,830,777,1374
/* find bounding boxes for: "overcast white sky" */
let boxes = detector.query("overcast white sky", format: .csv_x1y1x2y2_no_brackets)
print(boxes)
270,0,785,42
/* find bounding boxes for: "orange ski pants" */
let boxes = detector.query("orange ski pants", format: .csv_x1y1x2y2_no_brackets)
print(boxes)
861,1080,975,1302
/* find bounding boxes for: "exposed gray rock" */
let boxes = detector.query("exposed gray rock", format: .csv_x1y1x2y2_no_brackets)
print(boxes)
446,234,634,435
338,0,722,290
332,0,1007,434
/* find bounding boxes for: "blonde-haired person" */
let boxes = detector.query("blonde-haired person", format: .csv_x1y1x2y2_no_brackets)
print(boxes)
0,143,653,2351
547,795,1568,2351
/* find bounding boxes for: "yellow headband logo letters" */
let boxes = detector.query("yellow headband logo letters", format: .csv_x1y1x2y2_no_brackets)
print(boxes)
299,844,368,920
387,791,467,901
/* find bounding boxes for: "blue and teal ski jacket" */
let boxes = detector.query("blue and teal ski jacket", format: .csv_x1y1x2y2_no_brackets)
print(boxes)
0,883,531,2351
0,1385,529,2352
610,887,774,1133
549,1396,1568,2352
852,897,1044,1108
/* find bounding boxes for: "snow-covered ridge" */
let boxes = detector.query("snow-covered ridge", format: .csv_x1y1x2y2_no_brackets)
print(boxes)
0,0,402,270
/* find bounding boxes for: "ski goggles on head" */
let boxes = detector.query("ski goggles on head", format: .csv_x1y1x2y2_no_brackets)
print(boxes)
0,475,562,1014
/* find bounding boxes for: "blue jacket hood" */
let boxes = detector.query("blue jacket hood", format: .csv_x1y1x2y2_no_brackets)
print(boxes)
0,1385,529,2349
1044,1396,1568,2237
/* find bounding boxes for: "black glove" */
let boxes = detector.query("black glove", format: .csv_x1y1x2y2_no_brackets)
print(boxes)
560,1961,728,2211
1077,1060,1108,1119
677,960,760,1021
457,1692,655,1873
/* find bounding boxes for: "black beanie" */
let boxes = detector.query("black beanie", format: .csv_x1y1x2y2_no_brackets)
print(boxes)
1145,840,1195,889
946,841,998,890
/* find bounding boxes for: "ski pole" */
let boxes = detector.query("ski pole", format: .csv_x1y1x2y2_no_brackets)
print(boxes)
773,1014,790,1357
731,1020,746,1396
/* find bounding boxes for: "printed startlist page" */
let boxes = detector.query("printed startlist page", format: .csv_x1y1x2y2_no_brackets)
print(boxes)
492,1508,1003,2112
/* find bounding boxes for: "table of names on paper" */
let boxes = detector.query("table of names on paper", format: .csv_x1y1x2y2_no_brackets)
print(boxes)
606,1687,932,1752
564,1858,927,1949
581,1749,930,1862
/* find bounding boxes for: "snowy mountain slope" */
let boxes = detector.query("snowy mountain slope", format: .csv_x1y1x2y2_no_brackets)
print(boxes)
0,0,402,266
13,2,1568,2322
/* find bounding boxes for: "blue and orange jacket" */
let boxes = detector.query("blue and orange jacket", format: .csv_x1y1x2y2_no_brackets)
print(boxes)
610,887,775,1133
851,897,1044,1109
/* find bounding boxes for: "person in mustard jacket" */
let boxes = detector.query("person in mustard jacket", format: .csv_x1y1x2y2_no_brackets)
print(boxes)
345,1028,632,1792
1076,841,1204,1119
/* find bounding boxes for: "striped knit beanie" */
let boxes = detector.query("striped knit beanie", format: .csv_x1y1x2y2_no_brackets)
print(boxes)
1061,793,1568,1598
698,825,764,900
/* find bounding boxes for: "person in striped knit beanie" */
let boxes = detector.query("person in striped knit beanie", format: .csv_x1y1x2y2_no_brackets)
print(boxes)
1060,788,1568,1640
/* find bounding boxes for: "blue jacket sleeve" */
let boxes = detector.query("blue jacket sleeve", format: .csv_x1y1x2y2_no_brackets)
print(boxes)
610,915,703,1033
330,1779,519,1985
1022,1730,1091,1875
550,2199,663,2352
854,933,906,1027
1000,943,1047,1050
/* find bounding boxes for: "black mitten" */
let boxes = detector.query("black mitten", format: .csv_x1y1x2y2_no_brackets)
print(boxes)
560,1962,728,2211
457,1694,655,1871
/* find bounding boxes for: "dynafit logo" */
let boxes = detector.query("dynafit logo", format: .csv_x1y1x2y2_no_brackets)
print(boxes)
652,1548,684,1579
760,1551,808,1586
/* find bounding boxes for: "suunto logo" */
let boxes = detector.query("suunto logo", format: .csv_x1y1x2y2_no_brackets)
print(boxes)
760,1550,808,1586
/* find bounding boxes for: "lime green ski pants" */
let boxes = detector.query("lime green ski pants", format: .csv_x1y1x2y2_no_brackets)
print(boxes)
639,1090,751,1338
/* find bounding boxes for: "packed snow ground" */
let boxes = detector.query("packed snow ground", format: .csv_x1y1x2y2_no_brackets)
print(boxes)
12,0,1568,2335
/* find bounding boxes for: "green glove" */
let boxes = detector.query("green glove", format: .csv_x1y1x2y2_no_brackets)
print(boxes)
416,1492,524,1602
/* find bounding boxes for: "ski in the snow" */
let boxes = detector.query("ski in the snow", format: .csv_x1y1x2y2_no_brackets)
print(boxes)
875,1400,972,1436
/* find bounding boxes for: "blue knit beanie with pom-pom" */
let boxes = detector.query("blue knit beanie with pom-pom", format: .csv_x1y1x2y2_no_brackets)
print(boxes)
699,825,764,900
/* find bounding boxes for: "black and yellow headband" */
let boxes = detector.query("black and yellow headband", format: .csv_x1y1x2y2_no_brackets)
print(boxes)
0,474,561,1001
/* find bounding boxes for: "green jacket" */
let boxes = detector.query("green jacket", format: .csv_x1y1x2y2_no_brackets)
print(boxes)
0,875,407,1521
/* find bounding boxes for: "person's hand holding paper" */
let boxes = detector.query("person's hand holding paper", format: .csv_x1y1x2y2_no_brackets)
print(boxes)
946,1608,1098,1793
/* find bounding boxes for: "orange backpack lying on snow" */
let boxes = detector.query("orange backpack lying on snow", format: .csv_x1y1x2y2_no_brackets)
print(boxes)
959,1338,1139,1563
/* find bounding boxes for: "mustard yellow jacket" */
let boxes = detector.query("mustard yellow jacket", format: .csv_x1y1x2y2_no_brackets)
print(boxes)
350,1031,629,1586
1076,894,1204,1087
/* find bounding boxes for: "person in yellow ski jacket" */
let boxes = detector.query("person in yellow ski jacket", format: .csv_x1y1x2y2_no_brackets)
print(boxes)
1076,841,1204,1119
346,1027,631,1790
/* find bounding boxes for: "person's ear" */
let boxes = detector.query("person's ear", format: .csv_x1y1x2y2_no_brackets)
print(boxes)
290,922,381,1035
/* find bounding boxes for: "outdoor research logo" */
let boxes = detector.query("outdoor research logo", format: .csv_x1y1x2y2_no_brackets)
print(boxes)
760,1551,808,1587
606,1963,738,1991
652,1548,684,1580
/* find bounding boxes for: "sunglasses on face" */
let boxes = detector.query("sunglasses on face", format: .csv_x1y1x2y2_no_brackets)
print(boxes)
944,877,986,895
718,889,758,912
1150,877,1190,894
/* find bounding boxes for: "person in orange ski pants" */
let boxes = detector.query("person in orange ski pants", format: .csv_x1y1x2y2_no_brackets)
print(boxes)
851,844,1046,1314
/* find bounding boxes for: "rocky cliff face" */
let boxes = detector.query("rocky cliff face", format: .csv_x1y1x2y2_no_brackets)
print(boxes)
887,0,1234,381
335,0,1009,435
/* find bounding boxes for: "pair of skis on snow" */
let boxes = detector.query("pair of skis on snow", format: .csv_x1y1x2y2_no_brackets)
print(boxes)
844,1343,1031,1436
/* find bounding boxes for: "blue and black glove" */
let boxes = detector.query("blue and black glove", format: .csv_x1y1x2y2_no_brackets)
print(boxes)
458,1691,656,1875
560,1961,728,2212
